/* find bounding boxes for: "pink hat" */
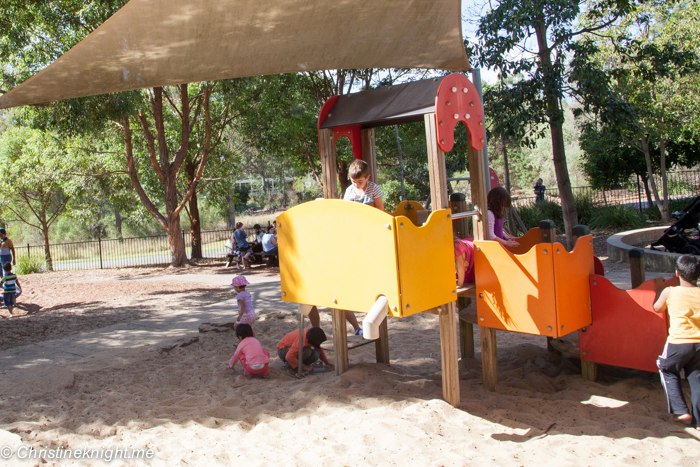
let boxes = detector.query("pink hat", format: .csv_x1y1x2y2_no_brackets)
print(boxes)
231,276,250,287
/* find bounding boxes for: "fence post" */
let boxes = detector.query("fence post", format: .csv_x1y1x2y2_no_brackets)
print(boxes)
27,243,30,258
98,236,103,269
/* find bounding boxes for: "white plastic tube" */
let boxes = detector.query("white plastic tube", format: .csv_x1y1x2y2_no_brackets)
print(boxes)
363,296,389,340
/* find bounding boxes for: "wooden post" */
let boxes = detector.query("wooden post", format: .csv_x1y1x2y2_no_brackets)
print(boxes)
298,313,305,378
571,225,590,248
450,193,468,239
331,308,349,375
458,296,474,359
573,225,598,381
361,129,377,184
468,137,496,391
425,113,460,405
540,220,558,352
319,128,338,199
539,220,556,243
375,317,390,364
630,248,646,289
439,303,460,407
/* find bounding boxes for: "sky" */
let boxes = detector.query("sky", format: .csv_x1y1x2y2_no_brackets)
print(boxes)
461,0,499,84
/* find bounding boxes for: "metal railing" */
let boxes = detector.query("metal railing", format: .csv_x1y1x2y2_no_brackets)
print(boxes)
510,170,700,209
15,228,259,271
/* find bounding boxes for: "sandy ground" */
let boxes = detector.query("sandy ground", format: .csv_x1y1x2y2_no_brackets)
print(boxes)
1,247,699,466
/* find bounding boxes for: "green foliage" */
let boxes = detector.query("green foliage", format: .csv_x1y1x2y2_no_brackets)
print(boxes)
15,254,45,275
379,180,421,213
589,206,646,231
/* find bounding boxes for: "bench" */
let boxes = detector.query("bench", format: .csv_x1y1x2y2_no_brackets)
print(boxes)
225,251,278,268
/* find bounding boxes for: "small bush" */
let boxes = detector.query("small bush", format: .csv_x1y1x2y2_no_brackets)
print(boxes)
379,180,421,213
515,201,564,233
590,206,646,231
15,255,46,275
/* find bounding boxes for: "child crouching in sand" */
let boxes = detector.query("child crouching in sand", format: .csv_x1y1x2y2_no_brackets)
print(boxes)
231,275,255,330
229,324,270,379
654,255,700,429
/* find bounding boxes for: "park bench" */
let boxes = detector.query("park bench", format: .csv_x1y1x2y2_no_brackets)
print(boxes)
225,250,278,268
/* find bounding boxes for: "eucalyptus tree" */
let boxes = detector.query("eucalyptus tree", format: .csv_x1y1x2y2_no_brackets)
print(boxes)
571,1,700,220
0,127,85,269
475,0,640,242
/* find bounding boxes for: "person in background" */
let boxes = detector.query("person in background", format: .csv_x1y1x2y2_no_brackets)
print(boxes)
232,222,253,269
1,262,20,318
262,225,278,255
250,224,265,262
534,178,546,203
0,228,16,277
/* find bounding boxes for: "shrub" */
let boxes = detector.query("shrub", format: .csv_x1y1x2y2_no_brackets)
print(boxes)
379,180,421,213
590,206,646,231
15,255,46,275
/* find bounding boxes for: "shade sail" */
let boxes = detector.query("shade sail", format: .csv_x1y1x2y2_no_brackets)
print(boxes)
0,0,469,109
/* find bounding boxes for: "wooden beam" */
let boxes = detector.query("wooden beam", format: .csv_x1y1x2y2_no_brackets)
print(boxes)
439,302,460,407
480,327,498,391
361,128,378,183
319,128,338,199
331,308,349,375
375,317,390,364
629,248,646,289
425,113,449,210
458,296,474,360
540,220,559,354
582,360,599,382
426,113,459,406
298,312,305,378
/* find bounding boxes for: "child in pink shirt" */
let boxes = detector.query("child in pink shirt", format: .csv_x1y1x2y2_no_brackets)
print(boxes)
229,324,270,378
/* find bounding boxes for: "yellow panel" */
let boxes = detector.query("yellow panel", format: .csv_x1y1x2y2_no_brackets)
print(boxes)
389,200,426,227
553,235,594,336
474,241,557,336
278,200,400,313
395,210,455,316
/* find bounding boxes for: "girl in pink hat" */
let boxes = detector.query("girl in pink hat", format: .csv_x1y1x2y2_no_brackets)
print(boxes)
231,275,256,329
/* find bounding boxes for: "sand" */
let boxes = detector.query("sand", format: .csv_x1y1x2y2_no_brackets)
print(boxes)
0,261,699,466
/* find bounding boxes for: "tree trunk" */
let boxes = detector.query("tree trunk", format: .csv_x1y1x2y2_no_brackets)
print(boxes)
113,203,123,239
337,159,350,195
659,139,670,220
535,25,577,246
164,173,188,266
226,195,236,229
185,161,203,259
395,125,406,200
641,137,670,221
642,175,654,210
41,217,53,272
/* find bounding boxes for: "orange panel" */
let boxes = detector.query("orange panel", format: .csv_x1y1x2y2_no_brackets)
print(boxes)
553,235,594,336
506,227,541,255
474,241,557,336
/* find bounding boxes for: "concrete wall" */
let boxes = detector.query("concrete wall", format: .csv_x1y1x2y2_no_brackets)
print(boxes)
606,226,678,273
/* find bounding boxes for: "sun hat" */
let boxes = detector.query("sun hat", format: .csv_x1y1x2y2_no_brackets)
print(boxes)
231,276,250,287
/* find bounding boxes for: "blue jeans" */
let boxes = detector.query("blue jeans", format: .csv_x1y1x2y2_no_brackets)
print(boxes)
0,255,11,277
264,246,278,255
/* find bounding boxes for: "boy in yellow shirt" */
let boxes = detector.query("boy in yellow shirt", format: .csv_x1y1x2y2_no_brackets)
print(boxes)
654,255,700,429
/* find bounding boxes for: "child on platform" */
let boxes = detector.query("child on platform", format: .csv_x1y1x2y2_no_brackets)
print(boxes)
229,324,270,378
231,275,256,330
343,159,384,211
654,255,700,429
487,187,519,248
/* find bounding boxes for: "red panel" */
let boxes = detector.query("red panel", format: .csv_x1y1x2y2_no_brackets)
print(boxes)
593,256,605,276
579,276,669,373
489,168,500,189
333,124,363,160
435,73,486,152
317,95,339,130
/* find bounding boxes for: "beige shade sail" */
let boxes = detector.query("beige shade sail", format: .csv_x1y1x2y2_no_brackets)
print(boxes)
0,0,469,109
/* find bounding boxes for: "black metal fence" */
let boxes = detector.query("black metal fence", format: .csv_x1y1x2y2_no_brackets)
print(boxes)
16,228,256,271
511,170,700,209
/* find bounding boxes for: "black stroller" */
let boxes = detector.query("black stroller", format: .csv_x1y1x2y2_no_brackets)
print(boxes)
651,196,700,255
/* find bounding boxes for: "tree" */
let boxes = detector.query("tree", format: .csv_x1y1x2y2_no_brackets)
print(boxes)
571,1,700,220
474,0,639,243
0,127,81,269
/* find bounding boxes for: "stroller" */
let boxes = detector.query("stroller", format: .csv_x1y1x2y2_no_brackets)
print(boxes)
651,196,700,255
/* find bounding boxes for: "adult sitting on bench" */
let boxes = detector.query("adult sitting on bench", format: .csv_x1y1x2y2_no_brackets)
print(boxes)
262,225,279,266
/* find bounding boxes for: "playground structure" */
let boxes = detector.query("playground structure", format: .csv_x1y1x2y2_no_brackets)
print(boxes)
279,73,676,406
